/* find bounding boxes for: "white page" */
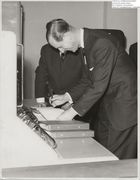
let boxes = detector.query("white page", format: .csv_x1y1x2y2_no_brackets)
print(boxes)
35,107,64,121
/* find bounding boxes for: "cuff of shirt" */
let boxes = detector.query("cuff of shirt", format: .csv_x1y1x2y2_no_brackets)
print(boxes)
65,92,73,104
72,106,82,117
69,107,79,117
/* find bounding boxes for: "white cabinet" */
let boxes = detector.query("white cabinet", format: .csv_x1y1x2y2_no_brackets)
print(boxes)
2,1,24,106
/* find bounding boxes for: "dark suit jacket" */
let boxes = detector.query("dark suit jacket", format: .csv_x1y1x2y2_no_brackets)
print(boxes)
73,28,137,130
35,44,90,102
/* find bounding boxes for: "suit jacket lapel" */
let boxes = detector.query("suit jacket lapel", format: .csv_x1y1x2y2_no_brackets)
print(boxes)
83,28,96,69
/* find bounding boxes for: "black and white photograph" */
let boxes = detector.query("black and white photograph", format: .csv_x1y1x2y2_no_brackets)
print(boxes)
0,1,139,179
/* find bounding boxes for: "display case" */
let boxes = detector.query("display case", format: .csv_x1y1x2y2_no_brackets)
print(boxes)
2,2,24,106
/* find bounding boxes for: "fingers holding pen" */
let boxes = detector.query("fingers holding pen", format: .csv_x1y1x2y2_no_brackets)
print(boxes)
51,94,66,101
50,94,69,107
51,99,63,107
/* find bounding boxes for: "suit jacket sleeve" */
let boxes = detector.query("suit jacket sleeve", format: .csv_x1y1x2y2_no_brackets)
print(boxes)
35,46,49,98
73,39,118,116
67,57,91,102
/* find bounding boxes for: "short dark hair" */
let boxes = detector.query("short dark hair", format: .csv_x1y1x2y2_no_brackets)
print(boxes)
46,19,71,42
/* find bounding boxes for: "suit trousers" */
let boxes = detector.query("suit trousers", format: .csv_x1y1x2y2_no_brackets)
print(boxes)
94,117,137,159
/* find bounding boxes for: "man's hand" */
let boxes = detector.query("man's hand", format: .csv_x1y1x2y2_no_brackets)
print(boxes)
37,102,47,107
36,97,47,107
56,107,78,121
50,93,70,107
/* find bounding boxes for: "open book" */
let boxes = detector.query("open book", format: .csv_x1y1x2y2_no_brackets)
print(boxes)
35,107,64,120
33,107,90,131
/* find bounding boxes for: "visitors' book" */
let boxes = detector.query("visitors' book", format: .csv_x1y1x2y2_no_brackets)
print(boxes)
39,120,89,131
44,129,94,139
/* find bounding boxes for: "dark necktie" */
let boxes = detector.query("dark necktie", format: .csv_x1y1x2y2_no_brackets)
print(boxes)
61,53,65,60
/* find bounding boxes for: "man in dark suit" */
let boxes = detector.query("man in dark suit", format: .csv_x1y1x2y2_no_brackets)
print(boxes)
35,42,96,123
46,19,137,159
129,42,137,67
35,44,91,106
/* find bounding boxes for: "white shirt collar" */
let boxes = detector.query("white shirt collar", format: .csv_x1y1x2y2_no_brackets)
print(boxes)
59,51,62,56
80,28,84,48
